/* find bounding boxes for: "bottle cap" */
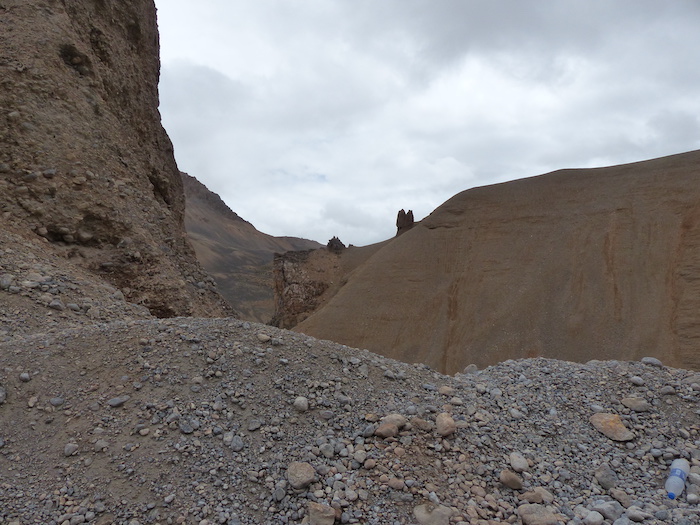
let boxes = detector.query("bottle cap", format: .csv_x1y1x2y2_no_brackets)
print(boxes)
668,493,676,500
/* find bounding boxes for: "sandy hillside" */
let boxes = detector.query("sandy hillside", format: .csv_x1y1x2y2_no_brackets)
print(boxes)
294,150,700,374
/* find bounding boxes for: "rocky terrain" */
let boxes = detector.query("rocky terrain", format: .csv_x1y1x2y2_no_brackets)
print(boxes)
0,0,230,318
4,1,700,525
289,150,700,375
181,173,321,322
2,314,700,525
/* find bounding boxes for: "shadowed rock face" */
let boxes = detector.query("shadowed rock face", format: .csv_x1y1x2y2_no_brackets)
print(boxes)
181,173,322,322
294,150,700,374
0,1,229,317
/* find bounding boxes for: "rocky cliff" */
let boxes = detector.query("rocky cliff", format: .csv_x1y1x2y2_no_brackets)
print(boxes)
181,173,322,322
292,150,700,374
0,0,229,317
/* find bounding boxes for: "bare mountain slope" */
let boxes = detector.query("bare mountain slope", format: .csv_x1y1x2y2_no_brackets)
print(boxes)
181,173,321,321
295,150,700,374
0,0,230,318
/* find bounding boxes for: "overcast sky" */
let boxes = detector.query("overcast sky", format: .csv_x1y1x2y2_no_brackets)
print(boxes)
155,1,700,246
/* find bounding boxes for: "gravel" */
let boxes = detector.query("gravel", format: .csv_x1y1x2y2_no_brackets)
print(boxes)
1,317,700,524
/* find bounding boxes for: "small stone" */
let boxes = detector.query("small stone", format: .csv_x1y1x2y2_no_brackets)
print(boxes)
381,413,407,428
48,299,65,311
500,469,523,490
257,333,271,343
660,385,676,395
374,423,399,438
319,443,334,458
0,386,6,404
626,505,651,522
435,413,456,436
589,413,634,441
641,356,663,367
49,397,65,407
411,417,434,432
463,364,479,374
307,502,335,525
583,511,604,525
230,435,244,452
248,419,262,431
287,461,315,489
64,443,79,456
510,451,529,472
164,494,176,504
387,478,405,490
179,421,194,434
621,397,651,412
94,439,109,452
629,376,645,386
414,503,453,525
19,372,31,382
107,396,130,408
609,488,631,507
293,396,309,412
594,463,619,489
517,503,560,525
438,385,455,396
592,500,624,521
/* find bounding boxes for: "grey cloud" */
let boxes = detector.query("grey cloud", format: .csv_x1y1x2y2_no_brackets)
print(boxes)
156,1,700,245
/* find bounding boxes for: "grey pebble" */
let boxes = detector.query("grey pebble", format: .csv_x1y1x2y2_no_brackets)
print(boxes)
107,395,130,407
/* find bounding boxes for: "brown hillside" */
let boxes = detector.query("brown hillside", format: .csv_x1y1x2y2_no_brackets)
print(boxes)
295,150,700,374
181,173,321,321
0,0,229,317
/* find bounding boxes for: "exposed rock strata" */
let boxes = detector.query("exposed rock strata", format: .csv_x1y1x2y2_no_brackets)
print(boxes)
271,242,387,329
293,150,700,374
0,0,229,317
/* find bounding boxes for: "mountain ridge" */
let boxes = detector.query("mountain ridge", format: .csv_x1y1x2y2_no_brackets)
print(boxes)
291,149,700,373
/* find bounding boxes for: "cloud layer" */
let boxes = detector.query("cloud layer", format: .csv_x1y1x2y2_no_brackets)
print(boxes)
156,1,700,245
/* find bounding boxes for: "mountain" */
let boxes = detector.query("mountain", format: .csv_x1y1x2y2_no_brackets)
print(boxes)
0,0,230,318
291,150,700,374
3,2,700,524
181,173,322,322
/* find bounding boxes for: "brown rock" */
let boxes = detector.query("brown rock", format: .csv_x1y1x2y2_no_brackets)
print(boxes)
518,504,560,525
381,413,408,428
414,503,453,525
499,469,523,490
286,461,316,489
396,209,415,236
435,413,456,436
374,423,399,438
387,478,405,490
308,502,336,525
610,488,632,508
411,417,435,432
589,413,634,441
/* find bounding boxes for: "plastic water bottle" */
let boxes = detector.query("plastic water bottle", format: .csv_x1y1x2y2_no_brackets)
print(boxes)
665,458,690,499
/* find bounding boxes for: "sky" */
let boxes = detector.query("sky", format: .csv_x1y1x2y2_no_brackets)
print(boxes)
155,1,700,246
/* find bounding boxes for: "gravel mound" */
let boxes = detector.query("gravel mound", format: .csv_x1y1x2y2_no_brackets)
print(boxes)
1,318,700,524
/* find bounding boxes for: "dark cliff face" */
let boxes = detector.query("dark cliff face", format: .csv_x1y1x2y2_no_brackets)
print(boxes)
0,1,231,317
